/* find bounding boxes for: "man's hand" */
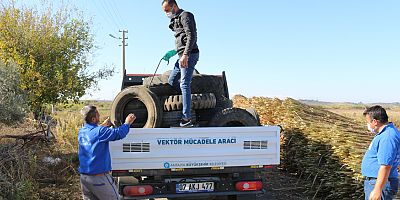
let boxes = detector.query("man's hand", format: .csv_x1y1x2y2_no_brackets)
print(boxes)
180,54,189,68
125,113,136,125
100,117,112,127
369,188,382,200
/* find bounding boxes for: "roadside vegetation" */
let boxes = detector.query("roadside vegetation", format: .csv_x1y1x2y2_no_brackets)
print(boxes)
0,0,113,198
1,96,400,199
234,95,400,199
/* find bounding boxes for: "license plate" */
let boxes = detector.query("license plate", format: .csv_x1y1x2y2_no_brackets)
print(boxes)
176,182,214,193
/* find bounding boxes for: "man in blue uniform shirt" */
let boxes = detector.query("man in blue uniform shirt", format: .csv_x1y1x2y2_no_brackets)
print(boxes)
78,105,136,200
361,105,400,200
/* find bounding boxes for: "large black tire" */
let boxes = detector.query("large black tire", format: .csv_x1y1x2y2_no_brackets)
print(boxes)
161,110,196,128
142,70,200,86
215,95,233,109
147,83,179,96
245,108,261,126
195,108,221,127
191,74,225,96
163,93,216,111
208,108,259,127
111,86,162,128
143,74,226,97
142,75,168,86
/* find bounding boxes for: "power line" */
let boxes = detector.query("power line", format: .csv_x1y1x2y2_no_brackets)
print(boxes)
104,0,124,28
92,1,119,31
98,0,121,29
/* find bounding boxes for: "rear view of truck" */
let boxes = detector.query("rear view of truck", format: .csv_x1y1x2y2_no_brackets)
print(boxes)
110,126,280,200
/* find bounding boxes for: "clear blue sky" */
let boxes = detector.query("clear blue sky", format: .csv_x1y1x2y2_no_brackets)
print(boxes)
31,1,400,103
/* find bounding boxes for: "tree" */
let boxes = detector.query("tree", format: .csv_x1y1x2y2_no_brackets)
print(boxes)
0,1,113,114
0,60,27,124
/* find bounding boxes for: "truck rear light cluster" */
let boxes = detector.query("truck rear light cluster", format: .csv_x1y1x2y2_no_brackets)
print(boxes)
235,181,263,191
123,185,153,196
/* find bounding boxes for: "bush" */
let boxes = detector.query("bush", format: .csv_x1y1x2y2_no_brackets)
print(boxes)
0,144,40,200
0,61,27,124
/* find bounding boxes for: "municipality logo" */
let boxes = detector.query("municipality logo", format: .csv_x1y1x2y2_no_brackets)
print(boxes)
164,162,170,169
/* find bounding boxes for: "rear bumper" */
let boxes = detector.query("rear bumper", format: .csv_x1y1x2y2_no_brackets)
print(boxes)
121,190,264,200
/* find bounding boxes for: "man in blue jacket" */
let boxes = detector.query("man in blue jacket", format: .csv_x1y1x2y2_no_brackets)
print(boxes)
362,105,400,200
78,105,136,200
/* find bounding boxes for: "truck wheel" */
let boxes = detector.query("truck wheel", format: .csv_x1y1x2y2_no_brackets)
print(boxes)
163,93,216,111
245,108,261,126
111,86,162,128
161,110,196,128
208,108,259,127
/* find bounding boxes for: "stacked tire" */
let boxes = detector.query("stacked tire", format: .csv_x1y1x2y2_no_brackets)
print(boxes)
111,71,260,128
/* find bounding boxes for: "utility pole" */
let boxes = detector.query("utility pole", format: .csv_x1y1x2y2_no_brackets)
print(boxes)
109,30,128,89
120,30,128,82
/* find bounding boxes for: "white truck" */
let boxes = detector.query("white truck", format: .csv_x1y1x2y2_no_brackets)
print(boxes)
110,126,280,200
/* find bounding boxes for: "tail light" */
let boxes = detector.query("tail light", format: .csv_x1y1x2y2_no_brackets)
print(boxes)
235,181,263,191
123,185,153,196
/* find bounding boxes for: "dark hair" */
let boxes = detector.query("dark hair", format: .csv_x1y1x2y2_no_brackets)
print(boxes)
162,0,177,6
363,105,388,123
81,105,97,123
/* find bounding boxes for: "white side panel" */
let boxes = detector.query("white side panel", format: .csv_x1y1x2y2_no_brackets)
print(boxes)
110,126,280,170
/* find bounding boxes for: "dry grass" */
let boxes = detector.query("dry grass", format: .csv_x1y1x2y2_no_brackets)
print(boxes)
233,95,372,199
0,101,111,199
327,108,400,127
1,98,399,199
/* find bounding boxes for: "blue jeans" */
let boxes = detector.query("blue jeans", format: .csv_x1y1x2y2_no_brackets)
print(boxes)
364,178,398,200
168,53,199,119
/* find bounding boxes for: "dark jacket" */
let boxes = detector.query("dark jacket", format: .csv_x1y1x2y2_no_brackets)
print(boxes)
169,9,199,56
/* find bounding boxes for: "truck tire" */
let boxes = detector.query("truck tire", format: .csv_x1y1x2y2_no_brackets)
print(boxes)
208,108,259,127
142,75,169,86
143,74,226,97
142,70,200,86
191,74,225,96
245,108,261,126
215,95,233,109
147,83,179,96
195,107,222,127
161,110,196,128
163,93,216,111
111,86,162,128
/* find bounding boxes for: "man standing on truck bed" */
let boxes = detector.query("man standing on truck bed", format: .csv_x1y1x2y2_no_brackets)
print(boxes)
78,105,136,200
162,0,199,127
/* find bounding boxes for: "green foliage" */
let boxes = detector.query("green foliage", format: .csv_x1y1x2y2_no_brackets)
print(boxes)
0,61,27,123
0,145,40,200
0,1,114,113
